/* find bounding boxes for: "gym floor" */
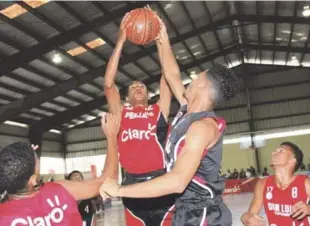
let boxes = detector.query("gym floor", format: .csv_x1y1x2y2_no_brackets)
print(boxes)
98,192,266,226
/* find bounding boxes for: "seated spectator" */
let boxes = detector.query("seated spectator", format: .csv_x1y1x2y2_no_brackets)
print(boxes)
239,168,246,179
262,167,269,176
250,166,257,177
246,169,252,178
232,168,239,179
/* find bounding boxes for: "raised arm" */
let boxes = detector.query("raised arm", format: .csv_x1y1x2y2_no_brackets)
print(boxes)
101,113,120,181
156,38,172,121
104,15,130,115
156,18,187,106
241,178,266,225
100,118,219,198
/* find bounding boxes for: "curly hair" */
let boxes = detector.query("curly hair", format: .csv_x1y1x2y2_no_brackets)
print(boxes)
281,141,303,172
207,64,240,106
0,142,36,195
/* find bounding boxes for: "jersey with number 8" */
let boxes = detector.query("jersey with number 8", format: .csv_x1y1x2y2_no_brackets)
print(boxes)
263,175,310,226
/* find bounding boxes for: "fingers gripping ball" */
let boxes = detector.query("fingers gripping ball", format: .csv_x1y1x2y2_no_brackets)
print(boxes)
125,8,160,45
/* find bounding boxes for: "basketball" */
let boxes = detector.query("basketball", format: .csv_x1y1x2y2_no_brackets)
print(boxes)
125,8,160,45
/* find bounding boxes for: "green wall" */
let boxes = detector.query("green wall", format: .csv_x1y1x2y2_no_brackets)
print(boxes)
221,134,310,174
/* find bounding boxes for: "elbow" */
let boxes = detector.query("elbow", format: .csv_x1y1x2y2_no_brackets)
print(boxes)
171,175,189,194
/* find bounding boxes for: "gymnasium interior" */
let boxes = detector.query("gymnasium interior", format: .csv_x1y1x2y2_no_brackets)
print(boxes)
0,1,310,225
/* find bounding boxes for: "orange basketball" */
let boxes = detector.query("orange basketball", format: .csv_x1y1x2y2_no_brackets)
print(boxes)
125,8,160,45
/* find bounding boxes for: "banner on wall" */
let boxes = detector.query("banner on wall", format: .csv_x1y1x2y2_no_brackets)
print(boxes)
224,178,258,195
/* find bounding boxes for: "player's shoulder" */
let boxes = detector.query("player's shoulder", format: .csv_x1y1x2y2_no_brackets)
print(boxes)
255,177,269,190
189,118,218,134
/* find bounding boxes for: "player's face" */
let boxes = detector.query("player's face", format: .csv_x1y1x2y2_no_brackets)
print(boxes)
185,72,208,102
70,172,84,181
271,145,295,167
127,81,148,104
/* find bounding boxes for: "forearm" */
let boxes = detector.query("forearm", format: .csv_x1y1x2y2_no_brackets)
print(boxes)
160,38,181,81
57,177,104,201
104,41,124,88
102,136,119,180
119,172,182,198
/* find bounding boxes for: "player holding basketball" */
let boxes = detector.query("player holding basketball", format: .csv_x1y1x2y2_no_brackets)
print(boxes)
100,19,239,225
0,142,105,225
241,142,310,226
101,9,177,226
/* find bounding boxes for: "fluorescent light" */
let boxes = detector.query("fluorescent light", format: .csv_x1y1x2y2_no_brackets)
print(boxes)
302,6,310,17
67,38,106,56
0,0,48,19
52,54,62,64
49,129,62,134
4,120,28,128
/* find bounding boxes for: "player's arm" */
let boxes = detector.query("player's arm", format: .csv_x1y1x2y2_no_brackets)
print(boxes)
56,177,104,201
156,19,187,106
101,113,120,181
104,16,130,115
112,119,218,198
156,40,172,121
241,178,266,225
290,177,310,220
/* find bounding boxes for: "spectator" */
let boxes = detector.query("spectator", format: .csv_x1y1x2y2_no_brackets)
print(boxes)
250,166,257,177
232,168,239,179
300,162,306,170
239,168,246,179
226,169,232,179
246,169,252,178
262,167,269,176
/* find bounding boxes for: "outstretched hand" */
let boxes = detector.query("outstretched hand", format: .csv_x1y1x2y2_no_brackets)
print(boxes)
99,178,120,201
118,12,131,43
101,112,120,137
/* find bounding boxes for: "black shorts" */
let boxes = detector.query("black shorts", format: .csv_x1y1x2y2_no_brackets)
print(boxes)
173,196,232,226
122,169,176,226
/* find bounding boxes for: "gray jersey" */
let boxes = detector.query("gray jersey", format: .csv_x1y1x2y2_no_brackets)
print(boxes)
165,105,226,202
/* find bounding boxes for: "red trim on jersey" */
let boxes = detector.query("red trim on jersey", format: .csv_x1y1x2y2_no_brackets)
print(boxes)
124,208,145,226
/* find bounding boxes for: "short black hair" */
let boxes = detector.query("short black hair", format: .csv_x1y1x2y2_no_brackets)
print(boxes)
67,170,83,180
0,142,36,194
281,141,303,172
207,64,239,106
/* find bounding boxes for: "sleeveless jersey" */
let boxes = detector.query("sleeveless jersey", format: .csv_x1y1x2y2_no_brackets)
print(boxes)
165,105,226,204
78,199,95,226
263,175,310,226
0,182,82,226
118,103,168,174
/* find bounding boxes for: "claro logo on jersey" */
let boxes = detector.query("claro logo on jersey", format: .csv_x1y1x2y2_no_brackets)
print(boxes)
11,195,67,226
121,123,156,142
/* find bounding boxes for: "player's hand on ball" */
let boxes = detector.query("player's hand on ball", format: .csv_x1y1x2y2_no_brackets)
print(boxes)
101,112,120,137
100,178,120,200
291,201,310,220
118,13,130,43
246,214,265,226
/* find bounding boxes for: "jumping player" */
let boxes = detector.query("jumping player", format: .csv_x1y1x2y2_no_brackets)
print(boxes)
0,142,104,225
241,142,310,226
68,170,97,226
102,10,178,226
100,56,239,225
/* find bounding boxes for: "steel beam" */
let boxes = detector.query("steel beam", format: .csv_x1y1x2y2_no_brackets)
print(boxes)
30,45,237,133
